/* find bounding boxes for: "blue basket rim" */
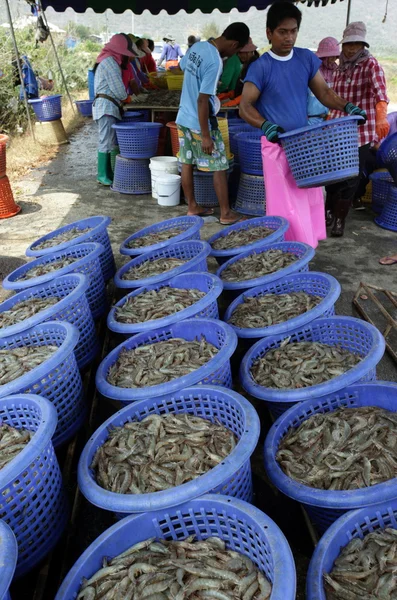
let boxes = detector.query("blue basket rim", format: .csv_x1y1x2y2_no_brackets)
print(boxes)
208,216,289,258
123,111,144,117
216,241,315,290
75,100,93,105
0,273,89,339
263,381,397,509
240,316,385,402
3,242,104,290
54,494,296,600
115,240,211,289
0,393,58,487
120,215,204,256
112,122,163,130
369,171,394,181
78,385,260,512
96,318,238,401
26,216,111,257
237,131,263,144
279,115,363,140
306,497,397,600
0,321,80,398
107,272,223,334
0,519,17,597
224,272,341,339
28,94,62,104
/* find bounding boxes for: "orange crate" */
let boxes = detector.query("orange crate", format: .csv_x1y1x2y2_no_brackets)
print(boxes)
0,176,21,219
166,121,180,156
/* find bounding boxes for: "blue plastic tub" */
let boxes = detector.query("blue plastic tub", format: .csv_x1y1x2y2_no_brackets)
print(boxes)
120,215,203,256
96,318,237,403
108,272,223,336
216,241,315,295
55,494,296,600
208,216,289,264
26,215,115,282
75,99,93,117
0,519,17,599
237,130,263,175
377,131,397,184
241,317,385,418
307,498,397,599
279,116,362,188
78,385,260,514
233,172,266,216
28,95,62,122
370,171,394,214
0,394,68,578
225,272,341,341
112,122,162,159
4,242,107,320
115,240,211,291
122,110,144,122
375,183,397,231
0,274,99,369
0,322,85,448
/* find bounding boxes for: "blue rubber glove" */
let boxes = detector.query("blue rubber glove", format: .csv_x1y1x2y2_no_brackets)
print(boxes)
261,120,284,143
344,102,367,123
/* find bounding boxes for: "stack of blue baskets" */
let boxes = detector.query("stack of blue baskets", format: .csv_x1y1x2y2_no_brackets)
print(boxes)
233,130,266,216
370,171,394,214
112,122,162,195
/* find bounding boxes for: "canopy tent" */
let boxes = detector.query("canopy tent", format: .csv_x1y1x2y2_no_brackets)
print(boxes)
42,0,344,14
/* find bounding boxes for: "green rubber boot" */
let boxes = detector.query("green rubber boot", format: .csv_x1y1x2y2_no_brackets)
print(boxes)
110,146,120,176
97,152,113,186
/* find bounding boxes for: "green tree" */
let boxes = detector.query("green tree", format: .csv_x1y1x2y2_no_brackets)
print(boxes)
201,22,220,41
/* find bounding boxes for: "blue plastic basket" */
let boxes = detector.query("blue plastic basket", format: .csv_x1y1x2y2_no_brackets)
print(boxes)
0,274,99,370
4,242,107,320
240,317,385,419
112,122,162,159
377,131,397,184
0,322,85,448
229,125,258,163
0,394,68,578
115,240,211,291
208,216,289,264
216,241,315,295
370,171,394,214
96,318,237,403
265,383,397,537
192,169,231,208
122,110,144,122
307,497,397,599
55,494,296,600
225,272,341,341
375,183,397,231
237,131,264,175
233,172,266,216
279,116,362,188
28,95,62,122
78,385,260,514
26,215,115,282
120,215,203,256
111,155,151,194
0,520,17,599
108,272,223,336
75,100,93,117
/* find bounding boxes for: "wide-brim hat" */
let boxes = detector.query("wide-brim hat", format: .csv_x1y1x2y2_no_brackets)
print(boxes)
163,33,175,42
239,38,258,53
127,35,146,58
340,21,370,48
316,36,340,58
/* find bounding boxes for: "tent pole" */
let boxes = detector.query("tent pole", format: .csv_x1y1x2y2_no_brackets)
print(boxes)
346,0,352,25
38,0,75,113
4,0,35,139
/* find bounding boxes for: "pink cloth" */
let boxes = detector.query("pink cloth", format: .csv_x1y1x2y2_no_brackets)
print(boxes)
122,63,135,92
96,33,134,65
261,137,326,249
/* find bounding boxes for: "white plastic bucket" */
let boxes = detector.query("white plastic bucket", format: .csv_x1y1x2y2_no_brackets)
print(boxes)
157,174,181,207
150,156,178,199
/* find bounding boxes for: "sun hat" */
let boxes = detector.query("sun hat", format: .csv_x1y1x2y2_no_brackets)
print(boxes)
239,38,258,53
316,37,340,58
163,33,175,42
127,34,146,58
340,21,369,48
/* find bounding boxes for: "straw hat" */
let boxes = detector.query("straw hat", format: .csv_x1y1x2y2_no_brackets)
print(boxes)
340,21,369,48
239,38,258,53
316,37,340,58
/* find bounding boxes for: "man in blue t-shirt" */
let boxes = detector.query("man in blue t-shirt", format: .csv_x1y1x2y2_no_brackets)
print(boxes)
176,23,249,225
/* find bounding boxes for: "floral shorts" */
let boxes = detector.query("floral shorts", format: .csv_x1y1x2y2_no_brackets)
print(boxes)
177,125,229,172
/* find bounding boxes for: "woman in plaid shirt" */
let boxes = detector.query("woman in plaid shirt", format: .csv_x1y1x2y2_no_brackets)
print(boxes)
326,22,389,237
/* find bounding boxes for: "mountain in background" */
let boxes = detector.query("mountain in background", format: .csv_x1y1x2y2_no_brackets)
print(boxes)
1,0,395,56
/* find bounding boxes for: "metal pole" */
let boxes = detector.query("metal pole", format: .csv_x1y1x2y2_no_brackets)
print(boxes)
38,0,75,112
4,0,35,139
346,0,352,26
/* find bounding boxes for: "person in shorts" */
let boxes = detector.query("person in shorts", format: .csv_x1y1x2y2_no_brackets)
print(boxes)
176,23,250,224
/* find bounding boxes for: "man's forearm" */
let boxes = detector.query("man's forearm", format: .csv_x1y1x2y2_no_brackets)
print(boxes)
316,87,347,112
239,98,263,129
198,96,210,136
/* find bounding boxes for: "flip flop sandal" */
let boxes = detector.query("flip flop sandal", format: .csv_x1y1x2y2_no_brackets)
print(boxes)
187,208,215,217
379,256,397,266
219,217,247,226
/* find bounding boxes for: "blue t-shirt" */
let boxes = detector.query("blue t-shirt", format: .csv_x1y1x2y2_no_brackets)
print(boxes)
245,48,321,132
176,41,223,131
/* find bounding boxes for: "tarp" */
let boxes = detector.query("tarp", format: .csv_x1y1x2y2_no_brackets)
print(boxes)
42,0,344,15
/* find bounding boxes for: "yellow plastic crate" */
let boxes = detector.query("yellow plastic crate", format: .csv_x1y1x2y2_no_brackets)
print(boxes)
167,75,184,90
148,72,168,89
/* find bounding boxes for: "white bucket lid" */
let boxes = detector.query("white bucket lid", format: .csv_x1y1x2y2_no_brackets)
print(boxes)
150,156,178,164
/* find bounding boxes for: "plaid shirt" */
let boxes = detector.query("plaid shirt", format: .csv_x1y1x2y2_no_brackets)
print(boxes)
92,57,127,121
330,56,388,146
